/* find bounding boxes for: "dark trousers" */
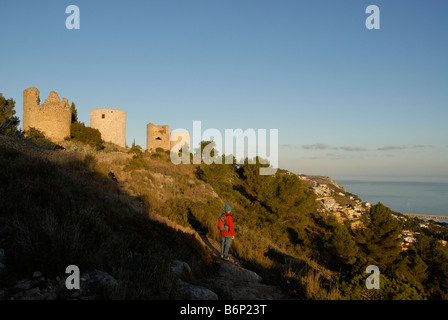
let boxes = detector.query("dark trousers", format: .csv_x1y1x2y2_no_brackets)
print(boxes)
221,236,232,259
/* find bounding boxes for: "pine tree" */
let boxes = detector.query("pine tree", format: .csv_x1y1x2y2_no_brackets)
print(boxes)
0,93,20,131
326,223,358,266
355,203,402,271
70,102,78,124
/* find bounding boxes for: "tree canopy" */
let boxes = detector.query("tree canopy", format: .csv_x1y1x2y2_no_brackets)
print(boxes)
0,93,20,131
355,203,402,270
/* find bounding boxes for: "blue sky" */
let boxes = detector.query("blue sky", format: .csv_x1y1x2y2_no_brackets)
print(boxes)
1,0,447,178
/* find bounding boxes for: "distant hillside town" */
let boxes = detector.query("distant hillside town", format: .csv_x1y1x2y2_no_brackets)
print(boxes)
280,171,447,251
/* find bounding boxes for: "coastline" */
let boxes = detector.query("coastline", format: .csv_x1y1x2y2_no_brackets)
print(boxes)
331,175,448,222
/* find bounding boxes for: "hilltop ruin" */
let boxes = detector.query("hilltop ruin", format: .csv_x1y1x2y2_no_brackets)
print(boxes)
22,87,71,142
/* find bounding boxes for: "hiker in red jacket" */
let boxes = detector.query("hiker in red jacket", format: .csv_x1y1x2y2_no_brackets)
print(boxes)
220,204,234,261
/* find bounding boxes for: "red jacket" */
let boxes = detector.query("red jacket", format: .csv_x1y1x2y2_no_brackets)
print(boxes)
220,212,234,237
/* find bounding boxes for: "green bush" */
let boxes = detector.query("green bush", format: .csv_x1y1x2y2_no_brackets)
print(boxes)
104,142,118,152
125,144,149,171
25,127,60,150
124,156,149,171
69,122,104,150
150,153,163,160
128,145,143,158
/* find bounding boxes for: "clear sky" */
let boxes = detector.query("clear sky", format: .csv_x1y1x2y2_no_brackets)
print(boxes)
1,0,447,178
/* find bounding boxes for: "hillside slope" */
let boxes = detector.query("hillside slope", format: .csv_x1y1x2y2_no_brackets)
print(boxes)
0,135,297,300
0,135,220,299
3,134,447,300
90,146,338,298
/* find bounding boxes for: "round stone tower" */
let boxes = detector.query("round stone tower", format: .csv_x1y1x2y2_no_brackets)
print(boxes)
90,108,127,148
147,123,170,151
22,87,72,142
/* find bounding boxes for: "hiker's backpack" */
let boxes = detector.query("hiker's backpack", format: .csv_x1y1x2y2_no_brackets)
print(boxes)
217,214,229,231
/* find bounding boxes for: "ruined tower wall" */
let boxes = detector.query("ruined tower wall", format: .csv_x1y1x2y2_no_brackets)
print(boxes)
22,87,71,142
90,108,127,148
170,131,190,153
147,123,169,151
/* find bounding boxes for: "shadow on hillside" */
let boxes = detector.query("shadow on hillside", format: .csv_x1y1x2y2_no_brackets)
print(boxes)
232,184,273,213
0,137,219,299
286,227,305,246
232,184,257,202
266,247,307,274
197,232,221,257
187,211,220,257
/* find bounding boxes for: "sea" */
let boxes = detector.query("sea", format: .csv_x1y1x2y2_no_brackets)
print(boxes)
331,175,448,222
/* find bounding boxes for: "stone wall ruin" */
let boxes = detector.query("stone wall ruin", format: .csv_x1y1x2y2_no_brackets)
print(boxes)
22,87,72,142
147,123,169,151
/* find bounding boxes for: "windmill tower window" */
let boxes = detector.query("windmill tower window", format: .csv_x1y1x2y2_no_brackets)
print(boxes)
102,114,105,119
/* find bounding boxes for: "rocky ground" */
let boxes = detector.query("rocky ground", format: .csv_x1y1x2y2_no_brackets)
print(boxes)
0,251,118,300
199,236,291,300
0,234,291,300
